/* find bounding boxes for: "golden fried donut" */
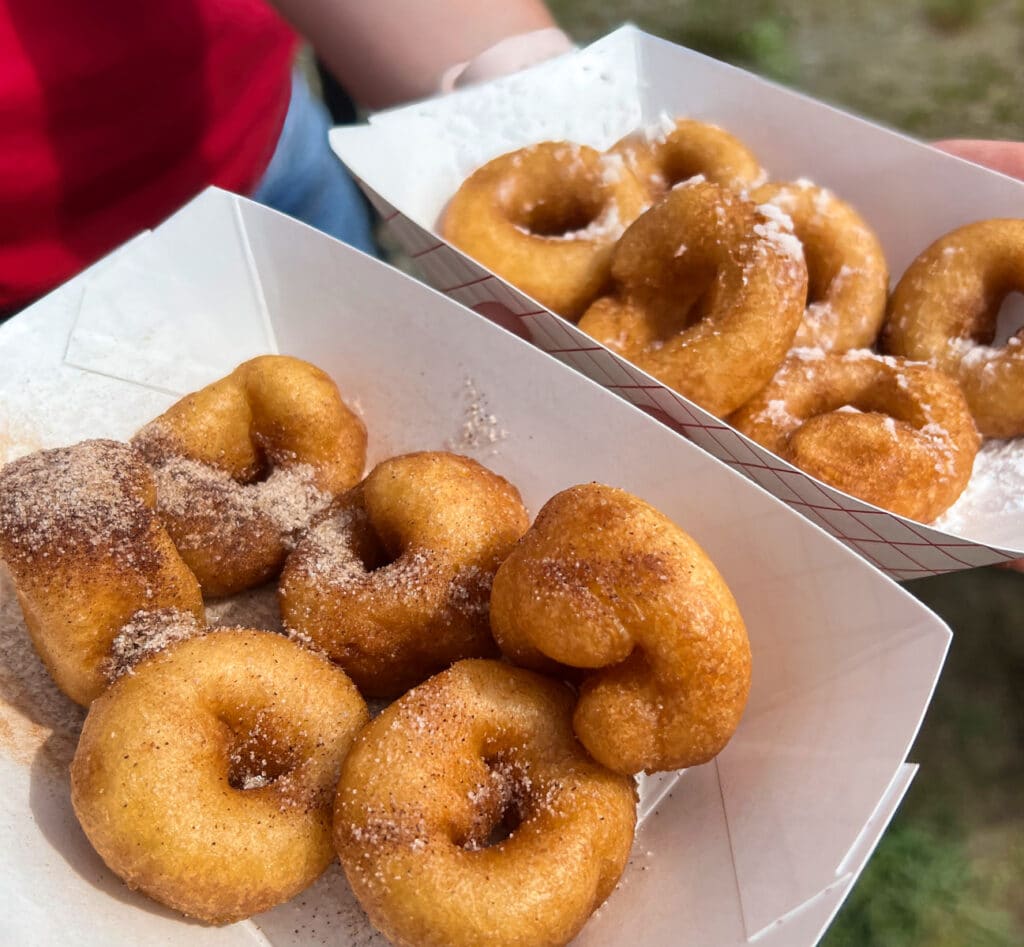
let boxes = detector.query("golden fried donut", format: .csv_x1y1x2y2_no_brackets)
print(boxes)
752,180,889,352
71,628,369,924
0,439,204,705
882,219,1024,437
441,141,650,318
610,116,765,199
578,180,808,416
730,350,980,522
334,659,637,947
280,451,529,697
133,355,367,597
490,484,751,775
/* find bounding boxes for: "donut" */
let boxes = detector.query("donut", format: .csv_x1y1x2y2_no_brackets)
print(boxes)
334,659,637,947
133,355,367,597
577,180,808,417
609,116,766,199
71,628,369,924
751,180,889,352
882,219,1024,437
440,141,650,319
730,350,980,522
0,439,204,705
280,451,529,697
490,484,751,775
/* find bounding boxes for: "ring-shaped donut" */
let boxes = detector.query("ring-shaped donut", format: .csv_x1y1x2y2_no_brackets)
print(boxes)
133,355,367,597
334,659,637,947
730,350,980,522
610,116,766,199
882,219,1024,437
71,628,369,924
490,484,751,775
577,180,808,416
752,180,889,352
0,439,204,705
441,142,650,318
279,451,529,697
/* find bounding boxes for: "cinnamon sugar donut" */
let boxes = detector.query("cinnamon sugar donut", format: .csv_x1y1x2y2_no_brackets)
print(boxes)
441,142,650,318
730,350,980,522
133,355,367,597
280,451,529,697
883,219,1024,437
490,484,751,775
610,116,765,199
752,180,889,352
0,439,204,705
71,628,368,924
578,180,808,416
334,659,637,947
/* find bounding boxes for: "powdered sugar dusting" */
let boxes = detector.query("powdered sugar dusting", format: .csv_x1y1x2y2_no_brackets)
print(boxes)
935,437,1024,532
753,203,804,263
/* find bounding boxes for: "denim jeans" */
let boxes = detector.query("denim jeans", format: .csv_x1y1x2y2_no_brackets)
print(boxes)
251,72,377,256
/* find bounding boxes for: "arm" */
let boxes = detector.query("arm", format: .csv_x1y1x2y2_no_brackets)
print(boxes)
267,0,564,109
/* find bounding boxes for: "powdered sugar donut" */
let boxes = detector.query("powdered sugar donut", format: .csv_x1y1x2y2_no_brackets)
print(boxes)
610,115,766,199
730,350,979,522
883,219,1024,437
752,180,888,352
441,141,650,318
133,355,367,597
577,180,808,416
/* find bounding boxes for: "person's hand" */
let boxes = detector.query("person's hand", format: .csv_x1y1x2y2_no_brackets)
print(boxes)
933,139,1024,181
934,139,1024,572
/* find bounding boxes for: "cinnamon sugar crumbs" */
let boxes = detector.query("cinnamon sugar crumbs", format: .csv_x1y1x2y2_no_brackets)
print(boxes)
0,440,156,569
446,378,508,455
150,456,331,549
102,607,205,680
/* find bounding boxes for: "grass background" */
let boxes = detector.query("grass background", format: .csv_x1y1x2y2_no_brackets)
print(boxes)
542,2,1024,944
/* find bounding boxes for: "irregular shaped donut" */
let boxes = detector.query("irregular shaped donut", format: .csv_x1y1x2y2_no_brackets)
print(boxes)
490,484,751,775
334,659,637,947
71,628,369,924
578,180,808,416
610,116,765,199
752,180,889,352
280,451,529,697
441,141,650,318
133,355,367,597
0,439,204,705
730,350,980,522
882,219,1024,437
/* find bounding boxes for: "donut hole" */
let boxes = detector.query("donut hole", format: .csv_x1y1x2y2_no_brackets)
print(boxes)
643,266,719,340
658,149,710,189
225,718,299,790
988,290,1024,347
511,188,604,238
458,756,530,851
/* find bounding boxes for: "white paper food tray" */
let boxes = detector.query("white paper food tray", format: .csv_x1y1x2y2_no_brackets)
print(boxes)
330,24,1024,580
0,189,948,946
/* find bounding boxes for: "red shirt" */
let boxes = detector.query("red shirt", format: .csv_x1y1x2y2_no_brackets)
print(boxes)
0,1,296,311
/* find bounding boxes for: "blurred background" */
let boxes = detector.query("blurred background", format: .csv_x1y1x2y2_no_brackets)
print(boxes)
540,3,1023,945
